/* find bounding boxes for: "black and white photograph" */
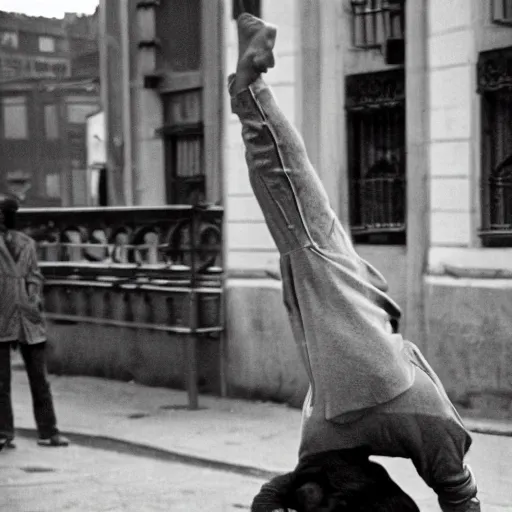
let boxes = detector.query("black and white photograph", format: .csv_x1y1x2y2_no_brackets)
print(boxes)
0,0,511,510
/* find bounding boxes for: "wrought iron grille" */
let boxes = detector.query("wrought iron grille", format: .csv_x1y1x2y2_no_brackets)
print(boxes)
489,176,512,229
350,0,405,51
16,205,223,281
346,69,406,243
359,176,406,229
478,47,512,246
16,205,224,410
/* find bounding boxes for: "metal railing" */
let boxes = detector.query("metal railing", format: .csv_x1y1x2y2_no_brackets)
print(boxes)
352,176,406,233
17,205,224,409
488,176,512,230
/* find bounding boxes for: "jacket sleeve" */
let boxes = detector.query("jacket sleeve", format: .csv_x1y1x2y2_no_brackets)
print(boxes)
251,472,296,512
25,240,44,303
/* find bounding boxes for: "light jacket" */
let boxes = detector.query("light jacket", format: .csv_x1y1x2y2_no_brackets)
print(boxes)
0,230,46,344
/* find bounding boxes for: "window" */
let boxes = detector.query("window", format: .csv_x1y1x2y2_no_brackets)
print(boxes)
38,36,56,53
165,131,205,205
45,173,61,198
71,169,88,206
232,0,261,19
350,0,405,52
2,96,28,139
478,46,512,246
346,70,406,244
0,56,24,79
162,91,205,205
492,0,512,25
0,31,18,49
156,0,202,72
67,103,98,124
44,104,59,139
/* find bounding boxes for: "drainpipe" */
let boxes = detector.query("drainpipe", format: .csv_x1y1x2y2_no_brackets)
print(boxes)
120,0,133,206
405,0,429,352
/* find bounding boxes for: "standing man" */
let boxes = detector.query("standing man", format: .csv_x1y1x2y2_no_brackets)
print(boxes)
0,193,69,450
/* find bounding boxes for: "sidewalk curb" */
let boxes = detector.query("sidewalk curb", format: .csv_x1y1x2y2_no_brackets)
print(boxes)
463,420,512,438
16,427,279,481
16,419,512,483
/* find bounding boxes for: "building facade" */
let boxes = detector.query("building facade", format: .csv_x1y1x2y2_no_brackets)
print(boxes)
0,10,98,80
103,0,512,415
0,10,100,206
0,77,100,206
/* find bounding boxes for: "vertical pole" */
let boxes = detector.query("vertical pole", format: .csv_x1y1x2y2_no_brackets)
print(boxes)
218,208,228,397
185,331,199,409
405,0,429,352
186,209,199,410
318,0,346,223
202,0,223,204
99,0,109,166
299,0,321,173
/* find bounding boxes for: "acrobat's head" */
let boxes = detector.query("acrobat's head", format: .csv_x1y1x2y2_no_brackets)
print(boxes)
288,451,420,512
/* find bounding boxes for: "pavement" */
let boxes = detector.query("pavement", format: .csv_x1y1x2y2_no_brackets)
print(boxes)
8,363,512,511
1,437,265,511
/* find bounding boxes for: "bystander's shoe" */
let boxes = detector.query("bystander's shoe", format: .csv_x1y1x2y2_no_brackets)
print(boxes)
37,434,70,447
0,437,15,451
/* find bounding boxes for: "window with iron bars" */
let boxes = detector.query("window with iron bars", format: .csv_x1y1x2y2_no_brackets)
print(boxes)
346,69,406,244
350,0,405,51
478,47,512,246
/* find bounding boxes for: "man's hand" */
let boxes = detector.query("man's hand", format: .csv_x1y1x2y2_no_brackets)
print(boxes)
252,472,296,512
28,292,43,309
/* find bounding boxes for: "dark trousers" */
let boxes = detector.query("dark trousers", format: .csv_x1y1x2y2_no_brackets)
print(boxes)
0,342,58,440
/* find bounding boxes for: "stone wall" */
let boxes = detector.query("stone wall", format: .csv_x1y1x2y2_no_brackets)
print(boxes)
225,279,308,407
427,0,476,248
424,0,512,418
425,276,512,418
46,278,309,408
